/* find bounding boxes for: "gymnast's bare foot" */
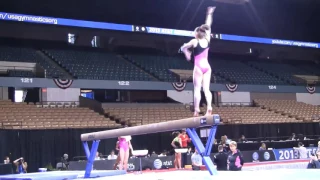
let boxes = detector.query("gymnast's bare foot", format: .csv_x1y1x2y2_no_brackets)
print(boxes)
205,109,212,116
193,112,199,117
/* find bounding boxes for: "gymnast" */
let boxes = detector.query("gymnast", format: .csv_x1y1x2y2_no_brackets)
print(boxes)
180,6,216,117
117,135,133,171
171,131,182,169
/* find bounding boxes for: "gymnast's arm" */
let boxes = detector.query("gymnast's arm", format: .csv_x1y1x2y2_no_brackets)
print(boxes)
22,162,28,171
180,39,197,61
115,141,119,151
128,140,133,152
204,7,216,41
171,140,176,148
180,39,197,52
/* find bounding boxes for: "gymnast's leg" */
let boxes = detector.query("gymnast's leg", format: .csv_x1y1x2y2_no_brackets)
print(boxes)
193,66,203,116
174,153,178,169
118,148,125,170
203,68,213,115
123,147,130,171
113,155,120,170
177,152,182,169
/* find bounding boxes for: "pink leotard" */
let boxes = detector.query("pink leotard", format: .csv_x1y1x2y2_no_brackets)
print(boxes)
194,39,210,73
118,136,130,151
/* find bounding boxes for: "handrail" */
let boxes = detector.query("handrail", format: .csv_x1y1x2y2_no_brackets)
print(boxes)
217,102,253,107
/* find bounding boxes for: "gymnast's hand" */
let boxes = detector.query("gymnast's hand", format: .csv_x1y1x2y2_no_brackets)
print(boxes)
183,50,192,61
207,6,216,14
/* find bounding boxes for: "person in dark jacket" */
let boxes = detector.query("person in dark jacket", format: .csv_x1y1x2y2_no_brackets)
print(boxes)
214,145,228,171
307,151,320,169
228,141,244,171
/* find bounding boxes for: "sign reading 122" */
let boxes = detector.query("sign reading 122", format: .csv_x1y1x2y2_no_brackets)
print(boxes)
21,78,33,83
118,81,130,86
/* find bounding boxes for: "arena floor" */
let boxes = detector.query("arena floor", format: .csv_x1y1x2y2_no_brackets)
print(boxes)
0,161,319,180
80,169,319,180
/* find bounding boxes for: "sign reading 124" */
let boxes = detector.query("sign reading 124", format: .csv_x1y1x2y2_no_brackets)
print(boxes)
268,85,277,90
21,78,33,83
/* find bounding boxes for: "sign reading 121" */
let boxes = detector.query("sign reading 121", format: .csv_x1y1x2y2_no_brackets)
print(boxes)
21,78,33,83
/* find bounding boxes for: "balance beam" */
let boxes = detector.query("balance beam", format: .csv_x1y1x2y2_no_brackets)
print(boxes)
81,115,220,178
81,115,219,141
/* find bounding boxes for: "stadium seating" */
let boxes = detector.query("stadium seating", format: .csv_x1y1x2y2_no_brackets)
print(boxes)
125,54,226,83
43,49,153,81
254,99,320,122
103,103,301,126
104,104,193,126
0,100,121,129
207,106,299,124
248,61,310,85
7,70,35,77
0,46,65,78
210,59,285,85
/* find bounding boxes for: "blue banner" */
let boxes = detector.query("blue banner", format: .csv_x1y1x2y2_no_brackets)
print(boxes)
1,11,320,49
273,147,318,161
0,12,132,32
220,34,320,49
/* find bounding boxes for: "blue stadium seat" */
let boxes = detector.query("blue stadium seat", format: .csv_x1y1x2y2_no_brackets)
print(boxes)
44,49,153,81
248,61,313,85
210,59,286,85
0,46,66,78
125,54,227,83
7,70,35,77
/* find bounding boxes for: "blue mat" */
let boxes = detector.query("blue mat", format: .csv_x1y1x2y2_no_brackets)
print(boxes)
0,170,126,180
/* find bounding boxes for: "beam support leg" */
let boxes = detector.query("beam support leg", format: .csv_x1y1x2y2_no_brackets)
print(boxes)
82,140,100,178
187,125,218,175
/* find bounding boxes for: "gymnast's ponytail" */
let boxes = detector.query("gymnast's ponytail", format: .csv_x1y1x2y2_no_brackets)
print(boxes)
195,24,209,39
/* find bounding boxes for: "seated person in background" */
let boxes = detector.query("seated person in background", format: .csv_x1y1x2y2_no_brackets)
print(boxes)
288,133,296,140
259,143,267,151
222,143,229,153
317,141,320,153
238,135,248,143
4,156,10,164
214,139,218,145
307,151,320,169
57,154,69,170
150,151,158,158
159,150,167,157
293,142,307,159
99,153,105,160
94,152,101,160
191,149,202,170
220,136,227,145
213,145,228,171
13,157,27,174
225,135,231,144
107,150,118,160
220,135,231,144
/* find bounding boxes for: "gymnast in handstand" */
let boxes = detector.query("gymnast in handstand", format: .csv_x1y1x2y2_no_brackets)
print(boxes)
117,135,133,171
180,6,216,117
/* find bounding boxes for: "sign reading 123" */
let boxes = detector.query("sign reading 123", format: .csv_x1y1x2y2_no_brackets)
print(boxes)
21,78,33,83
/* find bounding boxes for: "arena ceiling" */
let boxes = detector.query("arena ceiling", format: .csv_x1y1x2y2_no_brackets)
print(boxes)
1,0,320,42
